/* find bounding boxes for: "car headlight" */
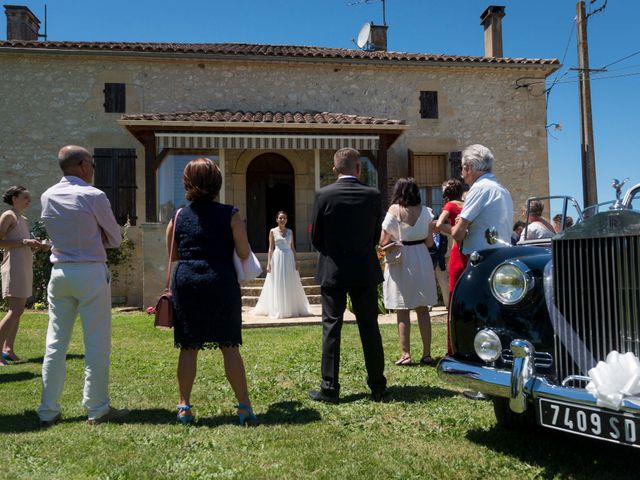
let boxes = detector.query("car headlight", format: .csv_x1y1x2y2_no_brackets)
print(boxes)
490,260,533,305
474,329,502,362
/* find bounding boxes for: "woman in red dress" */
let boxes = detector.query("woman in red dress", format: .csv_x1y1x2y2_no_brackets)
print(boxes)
434,178,467,354
435,179,467,299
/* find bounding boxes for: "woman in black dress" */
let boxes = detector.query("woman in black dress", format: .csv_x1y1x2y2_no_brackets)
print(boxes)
166,158,256,425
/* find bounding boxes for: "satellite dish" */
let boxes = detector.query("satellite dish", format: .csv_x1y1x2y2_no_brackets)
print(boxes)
356,22,371,49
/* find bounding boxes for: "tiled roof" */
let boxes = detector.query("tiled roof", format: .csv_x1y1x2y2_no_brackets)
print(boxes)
0,41,558,66
121,110,405,125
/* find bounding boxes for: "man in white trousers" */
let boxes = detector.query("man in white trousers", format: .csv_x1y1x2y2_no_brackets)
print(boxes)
37,145,129,427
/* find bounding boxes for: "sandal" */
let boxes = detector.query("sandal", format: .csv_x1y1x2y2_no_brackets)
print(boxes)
236,403,257,426
394,354,412,366
176,404,194,425
420,355,433,366
2,351,20,362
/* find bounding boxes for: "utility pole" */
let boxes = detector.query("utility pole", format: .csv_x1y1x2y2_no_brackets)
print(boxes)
576,1,598,208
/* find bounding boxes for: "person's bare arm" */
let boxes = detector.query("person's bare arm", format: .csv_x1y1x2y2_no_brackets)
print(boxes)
452,216,471,244
425,228,434,249
266,230,274,273
165,219,178,262
290,229,299,271
231,210,250,259
435,210,452,235
0,212,18,249
0,212,39,249
379,229,394,247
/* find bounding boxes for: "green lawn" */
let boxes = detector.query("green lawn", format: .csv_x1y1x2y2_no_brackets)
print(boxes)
1,312,639,480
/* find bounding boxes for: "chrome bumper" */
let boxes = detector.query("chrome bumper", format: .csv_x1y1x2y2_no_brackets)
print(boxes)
437,340,640,416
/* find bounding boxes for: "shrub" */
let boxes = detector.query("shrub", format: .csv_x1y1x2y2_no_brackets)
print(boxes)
346,284,388,315
30,221,53,306
106,219,135,286
1,220,135,308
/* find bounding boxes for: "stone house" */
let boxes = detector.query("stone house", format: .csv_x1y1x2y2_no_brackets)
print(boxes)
0,5,559,308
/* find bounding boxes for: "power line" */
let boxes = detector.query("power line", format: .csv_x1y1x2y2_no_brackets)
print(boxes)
545,18,576,108
601,49,640,69
535,70,640,89
587,0,608,18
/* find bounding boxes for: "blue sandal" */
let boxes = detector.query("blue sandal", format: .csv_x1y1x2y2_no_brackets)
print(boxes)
176,404,194,424
236,403,257,426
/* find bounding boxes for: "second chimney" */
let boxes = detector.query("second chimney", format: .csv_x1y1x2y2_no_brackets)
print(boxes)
369,24,388,52
480,5,505,58
4,5,41,41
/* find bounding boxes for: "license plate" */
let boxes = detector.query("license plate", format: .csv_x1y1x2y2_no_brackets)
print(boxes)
538,398,640,448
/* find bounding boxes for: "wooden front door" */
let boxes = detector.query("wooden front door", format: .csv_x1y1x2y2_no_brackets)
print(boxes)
246,153,295,252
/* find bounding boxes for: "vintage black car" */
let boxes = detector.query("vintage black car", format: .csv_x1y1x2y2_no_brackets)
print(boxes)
437,180,640,448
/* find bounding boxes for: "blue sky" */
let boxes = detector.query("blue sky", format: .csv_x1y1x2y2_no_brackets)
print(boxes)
3,0,638,207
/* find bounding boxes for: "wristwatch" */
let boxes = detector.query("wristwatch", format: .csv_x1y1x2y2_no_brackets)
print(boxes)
22,238,27,245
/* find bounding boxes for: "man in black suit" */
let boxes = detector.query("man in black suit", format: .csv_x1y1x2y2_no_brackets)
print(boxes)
309,147,387,403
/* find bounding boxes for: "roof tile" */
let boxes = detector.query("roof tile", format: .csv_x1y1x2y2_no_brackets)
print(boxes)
0,41,558,65
121,110,405,125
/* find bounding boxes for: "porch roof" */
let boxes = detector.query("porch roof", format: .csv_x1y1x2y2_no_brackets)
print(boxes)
119,110,407,151
122,110,404,223
120,110,405,125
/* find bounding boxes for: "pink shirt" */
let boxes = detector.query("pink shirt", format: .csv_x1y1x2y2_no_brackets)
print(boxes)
41,176,121,264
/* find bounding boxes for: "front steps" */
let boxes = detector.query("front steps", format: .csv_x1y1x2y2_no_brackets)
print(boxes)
241,277,321,307
242,251,320,307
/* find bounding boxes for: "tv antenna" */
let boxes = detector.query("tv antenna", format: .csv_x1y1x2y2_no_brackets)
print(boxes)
38,4,48,41
348,0,387,25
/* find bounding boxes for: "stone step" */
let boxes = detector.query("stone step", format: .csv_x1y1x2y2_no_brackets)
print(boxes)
242,276,316,287
241,285,321,296
248,251,318,280
242,294,322,308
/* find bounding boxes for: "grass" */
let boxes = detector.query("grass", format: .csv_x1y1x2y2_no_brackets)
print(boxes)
1,312,640,479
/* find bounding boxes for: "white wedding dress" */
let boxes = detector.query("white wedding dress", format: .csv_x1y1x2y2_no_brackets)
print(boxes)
250,227,312,319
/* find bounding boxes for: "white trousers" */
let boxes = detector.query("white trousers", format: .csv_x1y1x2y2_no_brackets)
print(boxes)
37,263,112,421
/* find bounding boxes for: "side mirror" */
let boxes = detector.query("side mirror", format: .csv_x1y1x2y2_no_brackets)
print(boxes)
485,226,498,245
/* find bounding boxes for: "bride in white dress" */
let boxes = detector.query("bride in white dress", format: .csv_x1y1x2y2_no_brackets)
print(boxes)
251,211,312,318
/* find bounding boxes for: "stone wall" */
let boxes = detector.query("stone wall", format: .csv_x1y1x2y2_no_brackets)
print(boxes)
0,51,553,306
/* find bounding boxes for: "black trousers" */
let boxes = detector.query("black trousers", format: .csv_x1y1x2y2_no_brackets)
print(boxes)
319,284,386,396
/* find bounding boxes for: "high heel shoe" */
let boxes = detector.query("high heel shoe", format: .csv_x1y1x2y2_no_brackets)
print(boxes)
236,403,257,426
176,404,194,424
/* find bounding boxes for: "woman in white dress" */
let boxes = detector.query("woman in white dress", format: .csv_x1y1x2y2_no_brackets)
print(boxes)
380,178,438,366
251,211,311,319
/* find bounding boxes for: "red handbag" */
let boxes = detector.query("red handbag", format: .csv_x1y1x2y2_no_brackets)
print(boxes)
154,209,182,329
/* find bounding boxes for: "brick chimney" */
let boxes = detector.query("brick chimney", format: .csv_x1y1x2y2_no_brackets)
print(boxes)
4,5,41,41
369,24,388,52
480,5,505,58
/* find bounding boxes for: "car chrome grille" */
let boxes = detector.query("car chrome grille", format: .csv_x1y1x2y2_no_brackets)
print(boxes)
501,349,553,369
553,235,640,379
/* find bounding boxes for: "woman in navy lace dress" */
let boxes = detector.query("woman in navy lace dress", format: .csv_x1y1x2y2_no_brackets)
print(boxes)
166,158,256,425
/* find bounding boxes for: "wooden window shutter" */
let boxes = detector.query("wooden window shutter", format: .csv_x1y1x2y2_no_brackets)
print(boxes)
411,154,446,187
448,151,462,179
103,83,126,113
408,149,415,177
419,91,438,119
93,148,137,225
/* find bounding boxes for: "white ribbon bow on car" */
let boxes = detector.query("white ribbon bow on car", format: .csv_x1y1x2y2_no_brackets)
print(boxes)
586,351,640,410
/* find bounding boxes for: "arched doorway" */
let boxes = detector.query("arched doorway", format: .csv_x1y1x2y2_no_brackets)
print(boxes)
246,153,295,252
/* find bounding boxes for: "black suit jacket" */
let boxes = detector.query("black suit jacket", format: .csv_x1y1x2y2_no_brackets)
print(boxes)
312,177,384,288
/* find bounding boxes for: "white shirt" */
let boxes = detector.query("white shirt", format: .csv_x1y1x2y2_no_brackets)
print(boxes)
459,173,513,254
523,221,555,240
41,176,121,263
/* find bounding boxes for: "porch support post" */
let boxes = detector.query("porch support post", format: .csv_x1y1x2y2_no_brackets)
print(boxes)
143,132,158,223
314,149,320,191
377,136,389,210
